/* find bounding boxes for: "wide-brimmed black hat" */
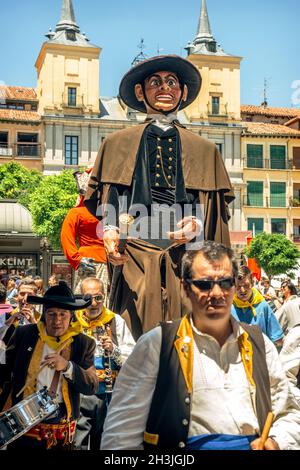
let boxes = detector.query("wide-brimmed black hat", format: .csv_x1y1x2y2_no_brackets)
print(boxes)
119,55,202,113
28,281,91,311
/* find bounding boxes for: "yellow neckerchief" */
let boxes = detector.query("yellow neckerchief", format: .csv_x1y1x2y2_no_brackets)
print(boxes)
36,320,81,351
75,307,115,337
233,288,265,318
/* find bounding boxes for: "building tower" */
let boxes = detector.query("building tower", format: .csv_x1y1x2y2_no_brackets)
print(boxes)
35,0,102,173
185,0,244,235
35,0,101,118
185,0,242,124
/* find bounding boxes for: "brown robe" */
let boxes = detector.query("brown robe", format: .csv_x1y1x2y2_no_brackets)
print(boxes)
84,121,234,339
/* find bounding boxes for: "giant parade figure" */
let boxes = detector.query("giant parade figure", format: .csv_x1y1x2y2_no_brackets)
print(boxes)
84,55,234,339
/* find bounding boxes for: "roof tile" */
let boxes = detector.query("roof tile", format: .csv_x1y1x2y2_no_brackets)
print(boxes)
241,104,300,118
0,109,40,122
0,86,37,101
242,121,300,136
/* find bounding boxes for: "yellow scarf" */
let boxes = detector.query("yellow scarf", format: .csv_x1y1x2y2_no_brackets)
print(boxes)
37,320,82,351
75,307,115,336
233,288,265,317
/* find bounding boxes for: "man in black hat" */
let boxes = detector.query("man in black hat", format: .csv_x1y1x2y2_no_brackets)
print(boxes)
85,55,234,340
0,281,98,449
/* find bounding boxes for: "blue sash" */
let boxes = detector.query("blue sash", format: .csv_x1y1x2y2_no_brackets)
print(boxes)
186,434,257,450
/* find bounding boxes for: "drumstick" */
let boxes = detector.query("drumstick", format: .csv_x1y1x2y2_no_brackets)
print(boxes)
258,412,274,450
16,337,73,398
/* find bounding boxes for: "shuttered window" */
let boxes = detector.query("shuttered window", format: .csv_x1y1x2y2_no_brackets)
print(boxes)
270,145,286,169
270,182,286,207
247,181,264,207
247,144,263,168
248,218,264,234
271,219,286,235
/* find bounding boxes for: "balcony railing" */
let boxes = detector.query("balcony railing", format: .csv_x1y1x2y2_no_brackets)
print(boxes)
0,143,12,156
61,93,84,109
292,234,300,243
207,103,228,117
243,195,290,208
15,143,41,157
244,157,291,170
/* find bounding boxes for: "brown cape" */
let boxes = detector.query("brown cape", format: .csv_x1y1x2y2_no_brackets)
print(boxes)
85,121,234,246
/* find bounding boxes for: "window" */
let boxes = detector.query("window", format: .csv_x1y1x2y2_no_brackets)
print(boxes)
247,181,264,207
65,136,78,166
248,218,264,234
270,145,286,169
66,30,76,41
0,132,8,146
68,87,77,107
247,144,263,168
17,133,38,157
271,219,286,235
270,182,286,207
211,97,220,115
215,143,223,156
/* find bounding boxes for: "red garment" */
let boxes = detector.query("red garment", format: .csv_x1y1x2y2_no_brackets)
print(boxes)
61,206,106,270
247,236,261,282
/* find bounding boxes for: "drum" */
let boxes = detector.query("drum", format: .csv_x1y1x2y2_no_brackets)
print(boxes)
0,387,58,449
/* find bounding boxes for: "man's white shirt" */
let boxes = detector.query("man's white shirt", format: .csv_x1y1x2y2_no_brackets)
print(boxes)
101,317,300,450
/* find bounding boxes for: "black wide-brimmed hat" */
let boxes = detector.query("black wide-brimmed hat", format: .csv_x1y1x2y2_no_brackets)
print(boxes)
28,281,91,311
119,55,202,113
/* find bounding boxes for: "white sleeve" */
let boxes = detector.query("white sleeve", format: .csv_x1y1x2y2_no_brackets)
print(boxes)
275,305,289,335
114,314,136,364
263,334,300,449
279,327,300,403
101,326,162,450
0,325,9,341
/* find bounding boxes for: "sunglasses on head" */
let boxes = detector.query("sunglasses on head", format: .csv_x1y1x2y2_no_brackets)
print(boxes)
187,277,235,291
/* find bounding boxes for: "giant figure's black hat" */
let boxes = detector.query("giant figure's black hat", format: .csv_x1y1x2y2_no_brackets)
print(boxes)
119,55,202,113
28,281,91,310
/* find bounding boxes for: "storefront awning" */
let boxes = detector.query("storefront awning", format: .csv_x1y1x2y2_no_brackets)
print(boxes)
0,200,34,235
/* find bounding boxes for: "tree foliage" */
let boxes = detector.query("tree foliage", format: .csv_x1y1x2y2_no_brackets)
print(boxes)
0,161,42,208
246,232,300,279
29,171,77,250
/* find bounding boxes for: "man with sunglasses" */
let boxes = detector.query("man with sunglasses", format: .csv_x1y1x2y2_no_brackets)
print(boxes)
74,277,135,449
101,241,300,451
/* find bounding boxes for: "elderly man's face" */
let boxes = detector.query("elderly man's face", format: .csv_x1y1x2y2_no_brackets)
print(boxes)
135,71,188,114
45,308,72,337
236,276,253,302
184,253,235,326
81,280,104,320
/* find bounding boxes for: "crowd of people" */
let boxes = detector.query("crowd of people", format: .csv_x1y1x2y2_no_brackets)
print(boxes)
1,54,300,452
1,247,300,451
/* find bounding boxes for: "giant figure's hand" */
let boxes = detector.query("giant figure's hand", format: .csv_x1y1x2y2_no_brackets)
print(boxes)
103,229,129,266
167,217,202,246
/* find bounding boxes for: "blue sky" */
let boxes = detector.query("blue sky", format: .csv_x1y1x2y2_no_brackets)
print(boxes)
0,0,299,107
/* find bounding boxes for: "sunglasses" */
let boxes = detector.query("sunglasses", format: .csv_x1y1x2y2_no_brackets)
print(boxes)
187,277,235,291
91,294,105,302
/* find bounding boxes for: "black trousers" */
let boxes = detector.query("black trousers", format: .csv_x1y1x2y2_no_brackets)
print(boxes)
74,394,108,450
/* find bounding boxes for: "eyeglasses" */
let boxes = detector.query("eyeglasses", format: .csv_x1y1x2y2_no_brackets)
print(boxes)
187,277,235,291
91,294,105,302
